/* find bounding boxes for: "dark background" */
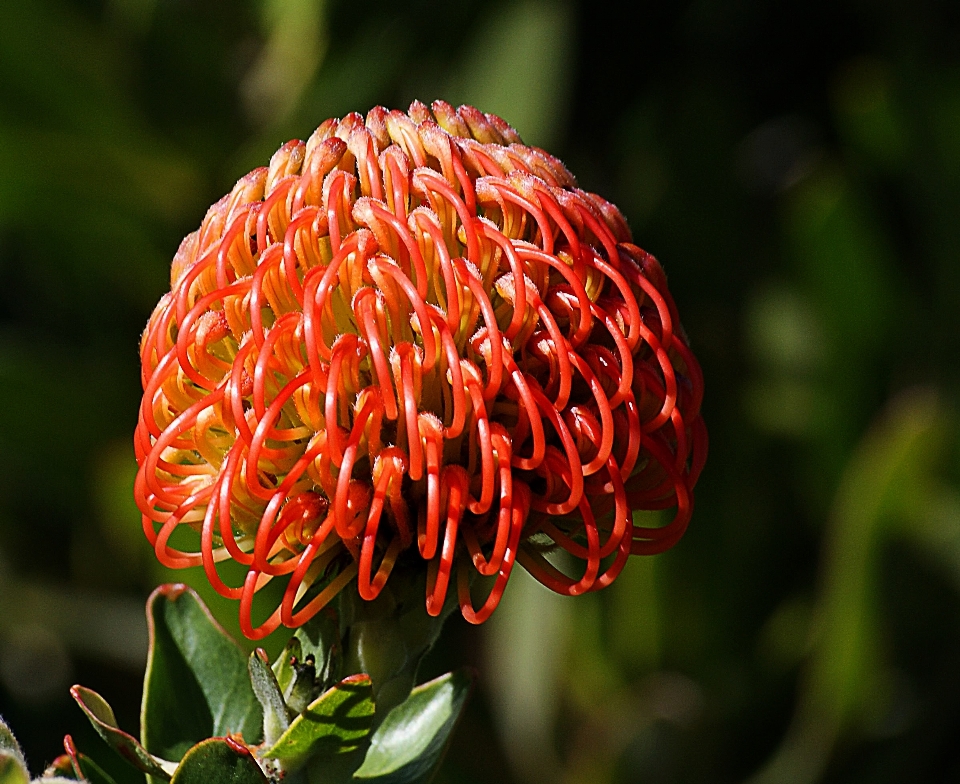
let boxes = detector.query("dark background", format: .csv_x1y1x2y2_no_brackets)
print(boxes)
2,1,960,782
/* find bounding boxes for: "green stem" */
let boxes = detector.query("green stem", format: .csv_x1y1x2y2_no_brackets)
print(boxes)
338,568,458,720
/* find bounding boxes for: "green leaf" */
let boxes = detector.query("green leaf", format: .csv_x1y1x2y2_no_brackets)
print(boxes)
354,670,474,784
58,734,119,784
292,607,343,691
271,637,321,717
142,584,262,764
248,650,290,747
40,757,76,781
271,606,343,713
71,753,120,784
261,675,374,768
272,637,302,699
168,740,265,784
0,718,29,784
70,686,176,780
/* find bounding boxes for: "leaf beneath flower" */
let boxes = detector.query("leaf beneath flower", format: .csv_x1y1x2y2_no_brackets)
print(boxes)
70,687,176,780
353,670,474,783
260,674,374,767
41,756,76,781
68,751,120,784
169,740,265,784
291,606,343,690
248,650,290,747
142,585,262,764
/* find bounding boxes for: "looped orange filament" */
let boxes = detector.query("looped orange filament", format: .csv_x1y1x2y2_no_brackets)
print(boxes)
135,101,707,639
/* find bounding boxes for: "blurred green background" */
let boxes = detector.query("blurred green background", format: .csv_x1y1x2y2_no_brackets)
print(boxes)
2,0,960,781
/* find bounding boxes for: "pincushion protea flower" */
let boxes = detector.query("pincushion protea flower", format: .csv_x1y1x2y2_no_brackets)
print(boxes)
134,100,707,640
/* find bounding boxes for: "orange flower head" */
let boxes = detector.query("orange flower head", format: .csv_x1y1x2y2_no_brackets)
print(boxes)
134,101,707,639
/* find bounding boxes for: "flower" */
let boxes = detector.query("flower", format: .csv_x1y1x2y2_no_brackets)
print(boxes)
134,101,707,639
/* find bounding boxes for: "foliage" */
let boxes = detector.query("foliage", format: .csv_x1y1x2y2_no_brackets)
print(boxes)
2,586,472,784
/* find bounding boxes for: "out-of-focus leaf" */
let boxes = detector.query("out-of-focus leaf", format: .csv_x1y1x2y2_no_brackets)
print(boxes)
483,568,568,783
142,585,262,765
242,0,328,124
833,58,908,171
749,390,945,784
0,340,133,511
248,650,290,747
0,719,29,784
70,686,176,780
354,670,474,783
786,167,894,359
260,675,374,766
443,0,574,149
811,390,945,722
168,740,265,784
